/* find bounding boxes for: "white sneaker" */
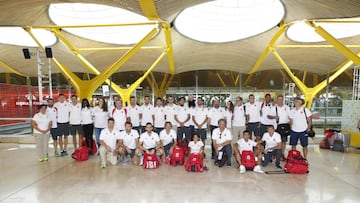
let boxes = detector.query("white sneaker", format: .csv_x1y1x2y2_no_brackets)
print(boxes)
253,165,264,173
239,165,246,174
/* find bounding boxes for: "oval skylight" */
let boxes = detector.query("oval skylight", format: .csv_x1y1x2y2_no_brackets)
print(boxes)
287,19,360,43
48,3,158,45
174,0,285,43
0,27,57,47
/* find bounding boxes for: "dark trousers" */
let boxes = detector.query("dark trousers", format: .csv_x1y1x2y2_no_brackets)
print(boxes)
210,125,218,159
82,124,94,150
217,144,232,166
263,149,281,167
177,126,191,146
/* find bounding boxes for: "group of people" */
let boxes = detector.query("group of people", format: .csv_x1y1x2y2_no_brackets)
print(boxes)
32,93,312,173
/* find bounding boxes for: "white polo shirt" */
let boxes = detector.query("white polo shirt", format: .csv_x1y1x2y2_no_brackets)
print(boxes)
260,102,276,125
46,106,57,128
262,132,281,150
233,105,246,127
100,128,121,151
237,138,257,154
93,106,108,128
119,129,139,149
153,106,166,128
32,112,51,134
81,107,93,125
187,107,195,127
289,107,312,132
139,131,160,150
54,101,69,123
164,103,177,126
126,105,141,127
110,107,128,131
245,102,261,123
159,129,177,146
188,141,204,154
272,105,291,125
212,128,232,150
224,109,233,128
208,107,225,126
175,105,190,127
140,104,154,126
192,106,208,129
69,103,82,125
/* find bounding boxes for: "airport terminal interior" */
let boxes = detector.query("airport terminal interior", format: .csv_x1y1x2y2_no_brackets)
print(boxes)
0,0,360,202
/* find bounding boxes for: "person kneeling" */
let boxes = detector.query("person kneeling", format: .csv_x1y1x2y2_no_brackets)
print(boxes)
261,125,282,169
212,119,232,167
137,122,164,166
119,121,140,165
234,130,264,173
99,118,121,168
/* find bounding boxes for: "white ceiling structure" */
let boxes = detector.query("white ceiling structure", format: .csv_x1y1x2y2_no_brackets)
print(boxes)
0,0,359,80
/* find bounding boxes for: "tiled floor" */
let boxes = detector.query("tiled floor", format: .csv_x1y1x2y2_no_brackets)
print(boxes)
1,143,360,203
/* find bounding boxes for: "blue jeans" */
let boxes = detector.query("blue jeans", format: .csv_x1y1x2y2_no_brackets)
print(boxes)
94,128,104,148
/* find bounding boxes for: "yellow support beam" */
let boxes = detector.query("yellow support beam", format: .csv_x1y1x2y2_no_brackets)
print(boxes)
234,73,240,86
344,69,353,80
272,49,360,108
78,46,165,51
306,21,360,67
162,22,175,74
120,51,167,104
248,23,286,74
216,72,227,87
32,22,158,29
302,70,307,83
5,73,10,84
275,44,360,48
84,27,159,99
139,0,160,20
0,60,28,77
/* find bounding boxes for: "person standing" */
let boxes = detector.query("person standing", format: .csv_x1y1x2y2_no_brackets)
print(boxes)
126,96,141,133
289,97,312,160
269,95,291,161
46,98,59,157
224,100,234,133
164,96,178,131
54,93,70,156
153,97,166,134
139,95,154,133
110,98,129,132
259,93,276,139
187,94,196,136
245,94,261,141
232,96,247,145
99,118,121,168
174,97,191,146
192,97,208,144
208,97,225,159
69,95,83,150
81,98,94,153
32,104,52,162
93,97,108,148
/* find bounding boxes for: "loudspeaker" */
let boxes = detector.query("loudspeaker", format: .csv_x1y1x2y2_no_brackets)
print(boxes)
45,47,53,58
22,48,31,59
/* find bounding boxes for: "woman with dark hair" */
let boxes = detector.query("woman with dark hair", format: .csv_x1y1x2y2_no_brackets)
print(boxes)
225,100,234,130
93,98,108,149
81,98,94,153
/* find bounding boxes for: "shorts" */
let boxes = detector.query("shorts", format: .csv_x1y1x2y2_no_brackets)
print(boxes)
290,130,308,147
69,124,83,135
125,148,136,158
195,129,207,140
277,124,290,143
50,128,59,140
177,126,191,140
163,142,174,156
57,122,69,136
259,124,273,138
247,122,260,138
